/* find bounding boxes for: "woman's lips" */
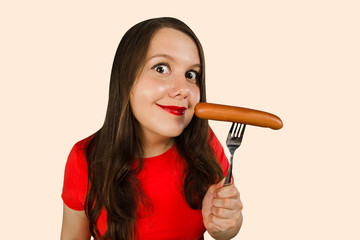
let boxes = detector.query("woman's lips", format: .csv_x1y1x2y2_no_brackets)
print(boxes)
157,104,187,116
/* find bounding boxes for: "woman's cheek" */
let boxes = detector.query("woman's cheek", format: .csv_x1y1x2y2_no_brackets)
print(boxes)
153,83,168,96
139,78,168,100
191,85,201,105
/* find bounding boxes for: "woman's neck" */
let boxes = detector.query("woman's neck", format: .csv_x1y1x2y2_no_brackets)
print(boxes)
141,136,174,158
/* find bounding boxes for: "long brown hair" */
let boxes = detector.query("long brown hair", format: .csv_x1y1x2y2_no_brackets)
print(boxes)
85,17,224,240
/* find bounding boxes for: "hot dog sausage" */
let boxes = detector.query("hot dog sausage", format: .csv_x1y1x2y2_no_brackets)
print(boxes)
194,102,283,130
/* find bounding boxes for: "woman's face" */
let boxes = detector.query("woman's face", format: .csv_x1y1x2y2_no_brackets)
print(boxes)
130,27,201,143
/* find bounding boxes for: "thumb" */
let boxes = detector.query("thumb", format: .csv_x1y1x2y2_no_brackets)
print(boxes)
207,178,226,197
207,178,225,196
215,177,226,190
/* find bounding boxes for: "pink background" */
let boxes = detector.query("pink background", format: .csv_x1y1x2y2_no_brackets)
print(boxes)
1,0,359,239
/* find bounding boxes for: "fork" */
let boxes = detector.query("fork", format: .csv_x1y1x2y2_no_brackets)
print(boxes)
224,123,246,185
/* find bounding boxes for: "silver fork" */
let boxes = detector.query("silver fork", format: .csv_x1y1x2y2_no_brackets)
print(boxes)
224,123,246,185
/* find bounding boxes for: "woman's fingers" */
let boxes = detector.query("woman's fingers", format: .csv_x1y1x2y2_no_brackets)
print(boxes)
214,184,240,199
212,197,243,211
211,205,238,218
205,212,241,232
212,185,242,211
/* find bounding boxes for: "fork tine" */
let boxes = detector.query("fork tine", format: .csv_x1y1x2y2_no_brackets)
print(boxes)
239,124,246,139
235,123,242,137
229,122,235,135
234,123,240,137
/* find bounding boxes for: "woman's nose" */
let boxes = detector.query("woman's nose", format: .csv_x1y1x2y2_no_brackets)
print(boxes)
168,74,190,99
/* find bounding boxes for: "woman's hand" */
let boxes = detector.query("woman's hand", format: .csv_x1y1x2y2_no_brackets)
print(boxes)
202,178,243,240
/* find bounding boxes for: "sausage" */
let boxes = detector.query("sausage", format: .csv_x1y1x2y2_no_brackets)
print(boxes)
194,102,283,130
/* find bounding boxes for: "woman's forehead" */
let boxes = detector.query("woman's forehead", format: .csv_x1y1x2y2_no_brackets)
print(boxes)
146,28,200,65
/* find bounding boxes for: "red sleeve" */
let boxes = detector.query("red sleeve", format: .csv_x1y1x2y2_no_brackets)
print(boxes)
208,127,229,177
61,138,90,211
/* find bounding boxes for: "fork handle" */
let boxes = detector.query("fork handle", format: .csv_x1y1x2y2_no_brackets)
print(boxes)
224,154,234,185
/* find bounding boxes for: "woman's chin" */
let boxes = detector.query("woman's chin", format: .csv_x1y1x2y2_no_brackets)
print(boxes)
163,129,185,138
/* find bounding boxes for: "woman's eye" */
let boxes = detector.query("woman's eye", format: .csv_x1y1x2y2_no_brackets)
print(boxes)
185,70,198,80
153,64,170,74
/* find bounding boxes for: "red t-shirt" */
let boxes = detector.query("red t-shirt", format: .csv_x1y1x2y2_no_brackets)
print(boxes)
62,128,229,239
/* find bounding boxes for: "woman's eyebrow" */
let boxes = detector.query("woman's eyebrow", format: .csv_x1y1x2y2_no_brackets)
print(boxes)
147,54,175,62
147,54,201,69
191,63,201,70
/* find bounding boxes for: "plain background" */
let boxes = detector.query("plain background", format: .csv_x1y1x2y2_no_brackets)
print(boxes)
1,0,359,239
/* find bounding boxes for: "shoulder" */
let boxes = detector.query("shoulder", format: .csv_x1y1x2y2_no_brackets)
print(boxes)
62,134,94,210
64,134,96,188
70,134,94,155
66,134,94,168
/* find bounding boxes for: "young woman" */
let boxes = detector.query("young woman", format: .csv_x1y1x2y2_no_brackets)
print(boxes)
61,17,243,240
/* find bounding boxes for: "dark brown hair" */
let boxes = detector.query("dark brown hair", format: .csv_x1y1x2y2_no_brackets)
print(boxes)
85,17,224,240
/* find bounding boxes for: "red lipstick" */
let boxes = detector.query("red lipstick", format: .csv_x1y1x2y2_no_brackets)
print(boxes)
157,104,187,116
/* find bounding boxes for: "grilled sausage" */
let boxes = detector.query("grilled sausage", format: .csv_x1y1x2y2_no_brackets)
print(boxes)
195,102,283,130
